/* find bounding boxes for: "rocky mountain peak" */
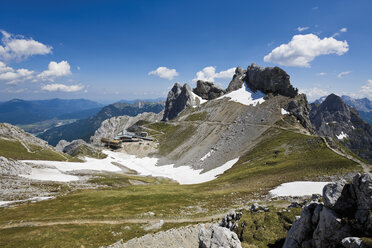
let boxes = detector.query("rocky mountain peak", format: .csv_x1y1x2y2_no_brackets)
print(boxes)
162,83,200,121
193,80,225,100
245,63,298,98
320,94,350,113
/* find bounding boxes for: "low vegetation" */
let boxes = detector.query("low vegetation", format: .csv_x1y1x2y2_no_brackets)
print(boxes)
0,138,79,161
0,126,361,247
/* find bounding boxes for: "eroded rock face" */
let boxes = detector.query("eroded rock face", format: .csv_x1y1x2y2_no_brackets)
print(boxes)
55,140,70,152
284,173,372,248
90,112,162,145
193,80,225,100
199,223,242,248
310,94,372,163
62,139,89,156
0,156,31,176
287,94,315,133
162,83,199,121
226,67,246,93
245,63,298,98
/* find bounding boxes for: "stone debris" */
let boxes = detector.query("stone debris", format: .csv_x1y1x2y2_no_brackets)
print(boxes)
284,173,372,248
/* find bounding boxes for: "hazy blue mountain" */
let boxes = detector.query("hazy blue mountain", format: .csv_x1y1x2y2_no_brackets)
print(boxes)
38,100,165,146
0,98,103,125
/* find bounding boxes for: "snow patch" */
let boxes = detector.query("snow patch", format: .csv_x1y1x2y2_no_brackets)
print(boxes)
200,150,213,161
218,85,265,106
20,168,80,182
21,150,239,185
281,108,290,115
336,131,348,140
191,91,207,108
269,181,331,197
0,196,53,207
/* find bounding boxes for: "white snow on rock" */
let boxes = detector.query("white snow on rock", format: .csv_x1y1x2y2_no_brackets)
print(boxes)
200,150,213,161
336,131,349,140
269,181,331,197
281,108,290,115
21,150,239,185
0,196,53,207
191,91,208,107
20,168,80,182
218,86,265,106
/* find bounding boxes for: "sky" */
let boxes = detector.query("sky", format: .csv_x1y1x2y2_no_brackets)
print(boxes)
0,0,371,103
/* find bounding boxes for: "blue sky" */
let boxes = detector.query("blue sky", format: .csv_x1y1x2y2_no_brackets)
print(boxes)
0,0,371,103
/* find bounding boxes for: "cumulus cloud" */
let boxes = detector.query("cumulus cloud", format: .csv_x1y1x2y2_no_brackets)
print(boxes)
300,87,329,101
361,80,372,96
337,71,351,78
297,26,309,32
41,83,84,92
263,34,349,67
193,66,236,82
37,61,72,81
0,61,34,84
340,27,347,33
148,66,179,80
0,30,52,61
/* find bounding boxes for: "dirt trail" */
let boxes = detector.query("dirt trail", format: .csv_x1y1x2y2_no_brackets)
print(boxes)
321,137,370,173
0,214,225,230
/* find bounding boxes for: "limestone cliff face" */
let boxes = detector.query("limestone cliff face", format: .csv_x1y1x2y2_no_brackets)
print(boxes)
162,83,202,121
225,63,298,98
310,94,372,163
90,112,163,145
193,80,225,100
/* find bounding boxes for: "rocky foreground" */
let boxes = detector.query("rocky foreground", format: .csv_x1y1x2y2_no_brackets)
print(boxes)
284,173,372,248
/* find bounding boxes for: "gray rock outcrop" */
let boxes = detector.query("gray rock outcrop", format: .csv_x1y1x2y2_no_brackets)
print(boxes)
162,83,202,121
287,94,315,133
102,224,202,248
193,80,225,100
225,67,246,93
55,140,70,153
199,223,242,248
310,94,372,163
0,156,31,176
0,122,50,149
91,112,162,145
245,63,298,98
284,173,372,248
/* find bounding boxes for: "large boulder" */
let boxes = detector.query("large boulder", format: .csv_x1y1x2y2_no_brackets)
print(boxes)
284,173,372,248
55,139,70,152
199,223,242,248
245,63,298,98
193,80,225,100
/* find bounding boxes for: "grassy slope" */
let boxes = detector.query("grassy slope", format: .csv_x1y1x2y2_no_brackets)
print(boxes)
0,126,361,247
0,138,79,161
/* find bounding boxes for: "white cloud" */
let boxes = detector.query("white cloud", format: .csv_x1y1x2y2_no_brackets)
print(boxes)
0,30,52,61
300,87,329,101
193,66,236,82
0,61,34,84
312,6,319,10
340,27,347,33
361,80,372,96
297,26,309,32
37,61,71,81
317,72,327,76
263,34,349,67
337,71,351,78
41,83,84,92
148,66,179,80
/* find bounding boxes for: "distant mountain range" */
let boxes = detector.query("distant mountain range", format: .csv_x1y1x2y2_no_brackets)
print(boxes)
0,98,104,125
38,100,165,146
313,95,372,124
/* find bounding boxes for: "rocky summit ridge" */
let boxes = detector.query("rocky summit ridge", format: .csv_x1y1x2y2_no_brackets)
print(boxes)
310,94,372,163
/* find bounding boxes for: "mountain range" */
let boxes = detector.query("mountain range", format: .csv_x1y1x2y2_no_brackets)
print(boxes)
38,100,165,146
0,98,103,125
